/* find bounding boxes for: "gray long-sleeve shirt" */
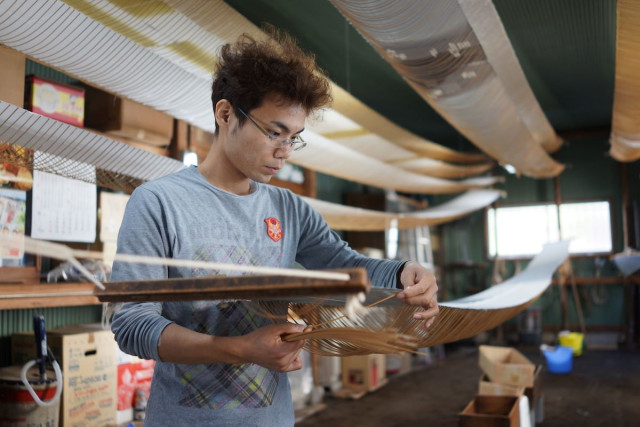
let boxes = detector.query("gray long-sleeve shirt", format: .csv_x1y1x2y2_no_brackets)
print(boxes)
111,166,403,426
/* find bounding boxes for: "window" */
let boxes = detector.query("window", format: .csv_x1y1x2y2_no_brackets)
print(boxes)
559,201,612,254
487,201,612,258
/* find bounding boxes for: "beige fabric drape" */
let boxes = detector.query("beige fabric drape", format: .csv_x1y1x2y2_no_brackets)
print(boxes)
167,0,487,165
610,0,640,162
0,101,184,192
307,109,494,178
330,0,564,178
293,131,501,194
0,0,494,181
303,189,501,231
329,84,487,164
0,102,500,226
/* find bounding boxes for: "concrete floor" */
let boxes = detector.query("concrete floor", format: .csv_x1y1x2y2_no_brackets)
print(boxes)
297,344,640,427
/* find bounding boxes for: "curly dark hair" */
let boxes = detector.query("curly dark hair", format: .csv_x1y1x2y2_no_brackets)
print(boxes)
211,28,332,133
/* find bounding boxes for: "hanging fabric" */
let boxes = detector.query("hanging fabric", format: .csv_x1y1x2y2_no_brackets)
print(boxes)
330,0,564,178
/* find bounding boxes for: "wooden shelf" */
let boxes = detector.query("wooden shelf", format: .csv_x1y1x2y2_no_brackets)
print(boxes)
0,282,99,310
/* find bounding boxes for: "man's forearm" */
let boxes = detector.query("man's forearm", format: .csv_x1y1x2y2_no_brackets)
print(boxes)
157,323,244,364
156,322,308,372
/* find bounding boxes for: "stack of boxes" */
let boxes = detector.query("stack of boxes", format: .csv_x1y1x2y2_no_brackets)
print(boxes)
459,345,544,426
459,395,521,427
12,324,118,427
338,354,387,398
458,345,543,426
12,323,161,426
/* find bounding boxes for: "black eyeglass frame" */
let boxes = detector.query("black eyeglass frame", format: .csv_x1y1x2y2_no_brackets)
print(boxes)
236,107,307,151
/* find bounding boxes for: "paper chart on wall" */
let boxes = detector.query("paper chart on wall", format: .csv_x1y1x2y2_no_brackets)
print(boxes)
31,153,97,242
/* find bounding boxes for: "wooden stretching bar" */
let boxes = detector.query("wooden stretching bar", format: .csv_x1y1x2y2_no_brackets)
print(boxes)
95,268,369,303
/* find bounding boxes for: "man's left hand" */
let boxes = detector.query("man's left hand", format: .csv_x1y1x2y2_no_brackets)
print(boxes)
396,261,439,329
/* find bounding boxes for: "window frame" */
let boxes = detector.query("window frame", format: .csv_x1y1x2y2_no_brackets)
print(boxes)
483,197,616,260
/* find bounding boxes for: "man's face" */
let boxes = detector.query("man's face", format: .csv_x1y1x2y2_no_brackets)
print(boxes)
224,95,306,184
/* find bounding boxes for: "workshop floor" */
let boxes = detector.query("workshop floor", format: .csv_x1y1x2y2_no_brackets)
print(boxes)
297,344,640,427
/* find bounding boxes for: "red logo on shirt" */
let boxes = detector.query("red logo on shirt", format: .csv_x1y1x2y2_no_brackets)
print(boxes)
264,217,283,242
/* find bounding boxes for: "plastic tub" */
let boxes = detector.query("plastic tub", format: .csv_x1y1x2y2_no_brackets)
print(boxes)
542,345,573,374
558,331,584,356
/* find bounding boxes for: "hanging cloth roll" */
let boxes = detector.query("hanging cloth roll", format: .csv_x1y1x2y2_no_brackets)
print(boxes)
609,0,640,162
293,130,502,194
303,189,502,231
329,0,565,178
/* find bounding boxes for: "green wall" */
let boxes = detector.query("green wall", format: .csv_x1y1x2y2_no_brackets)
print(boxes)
315,171,372,204
437,135,631,331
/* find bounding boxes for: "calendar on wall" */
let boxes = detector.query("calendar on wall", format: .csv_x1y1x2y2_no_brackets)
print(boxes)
31,161,97,243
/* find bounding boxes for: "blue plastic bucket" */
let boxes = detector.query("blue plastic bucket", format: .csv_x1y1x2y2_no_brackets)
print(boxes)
543,345,573,374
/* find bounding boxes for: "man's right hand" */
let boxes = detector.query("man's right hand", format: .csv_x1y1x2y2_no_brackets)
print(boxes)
157,322,308,372
234,323,307,372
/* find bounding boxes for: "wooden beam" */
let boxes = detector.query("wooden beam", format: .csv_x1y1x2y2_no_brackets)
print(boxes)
621,163,630,248
170,119,189,160
0,44,25,107
303,168,316,198
95,268,369,303
1,268,369,309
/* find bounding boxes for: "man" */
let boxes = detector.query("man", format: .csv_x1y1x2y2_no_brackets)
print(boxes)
111,31,438,426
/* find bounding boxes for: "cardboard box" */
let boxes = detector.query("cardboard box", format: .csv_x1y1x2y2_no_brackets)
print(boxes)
12,324,117,427
24,75,85,127
341,354,386,392
479,345,536,388
479,366,543,415
458,395,520,427
479,374,526,398
0,45,25,107
84,85,173,147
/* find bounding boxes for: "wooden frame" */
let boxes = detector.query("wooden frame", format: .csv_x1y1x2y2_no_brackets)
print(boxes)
95,268,368,303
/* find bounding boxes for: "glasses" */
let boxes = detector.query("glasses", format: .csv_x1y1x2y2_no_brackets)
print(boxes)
236,107,307,151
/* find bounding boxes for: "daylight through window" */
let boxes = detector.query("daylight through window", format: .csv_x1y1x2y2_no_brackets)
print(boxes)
487,201,612,258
